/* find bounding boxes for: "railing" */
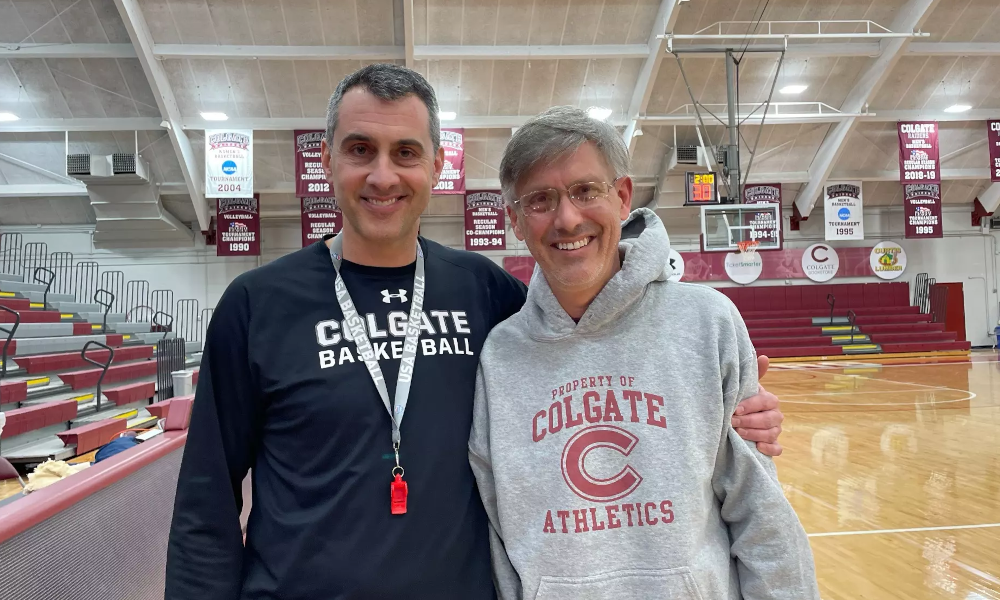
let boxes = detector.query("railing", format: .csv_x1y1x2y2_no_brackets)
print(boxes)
0,305,20,385
71,261,99,305
176,299,199,343
0,233,22,276
94,289,115,334
930,284,949,324
80,341,114,413
913,273,930,314
200,307,214,343
32,267,55,311
150,290,173,324
99,271,124,313
20,243,47,285
155,337,187,402
153,311,173,341
847,310,857,345
827,293,836,325
125,305,154,326
124,280,150,320
46,252,74,296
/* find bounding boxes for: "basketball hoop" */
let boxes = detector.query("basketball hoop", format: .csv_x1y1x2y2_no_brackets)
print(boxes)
736,240,760,255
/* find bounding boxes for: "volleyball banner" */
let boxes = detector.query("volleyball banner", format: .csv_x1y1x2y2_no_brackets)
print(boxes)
897,121,940,184
464,191,506,251
301,197,343,247
824,181,864,240
294,130,332,197
217,196,260,256
989,120,1000,183
434,128,465,194
205,129,253,198
903,183,942,239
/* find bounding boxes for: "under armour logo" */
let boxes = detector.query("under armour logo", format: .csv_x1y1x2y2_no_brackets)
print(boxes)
381,289,408,304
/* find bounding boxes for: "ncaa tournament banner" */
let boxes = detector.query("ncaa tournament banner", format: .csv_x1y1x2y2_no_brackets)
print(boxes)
903,183,942,239
741,183,782,249
294,130,332,197
206,129,253,198
217,196,260,256
824,181,864,240
989,120,1000,183
301,197,343,247
464,191,506,251
897,121,940,184
434,128,465,194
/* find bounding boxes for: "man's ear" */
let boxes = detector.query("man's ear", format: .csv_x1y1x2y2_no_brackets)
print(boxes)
507,205,525,241
431,144,445,188
616,176,634,220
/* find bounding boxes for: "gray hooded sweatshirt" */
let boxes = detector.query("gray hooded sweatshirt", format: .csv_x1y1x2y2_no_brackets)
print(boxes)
469,208,819,600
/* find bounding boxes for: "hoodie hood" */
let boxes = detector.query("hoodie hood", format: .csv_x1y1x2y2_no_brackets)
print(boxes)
523,207,672,339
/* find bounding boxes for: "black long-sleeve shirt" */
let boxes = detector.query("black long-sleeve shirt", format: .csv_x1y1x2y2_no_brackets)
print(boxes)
165,236,527,600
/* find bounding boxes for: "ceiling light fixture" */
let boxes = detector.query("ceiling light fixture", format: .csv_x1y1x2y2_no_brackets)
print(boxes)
779,84,808,94
943,104,971,113
587,106,613,121
0,112,19,122
439,111,457,121
200,112,229,121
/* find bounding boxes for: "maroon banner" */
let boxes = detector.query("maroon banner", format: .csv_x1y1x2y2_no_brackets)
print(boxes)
301,197,343,247
989,120,1000,183
294,129,332,197
217,196,260,256
504,247,877,285
741,183,782,249
464,191,506,251
903,183,942,239
434,128,464,194
897,121,940,184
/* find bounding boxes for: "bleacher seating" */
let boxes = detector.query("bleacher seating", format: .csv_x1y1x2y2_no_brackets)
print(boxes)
720,282,972,359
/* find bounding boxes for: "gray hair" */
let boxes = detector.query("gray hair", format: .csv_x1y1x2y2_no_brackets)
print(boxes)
499,105,630,205
325,63,440,152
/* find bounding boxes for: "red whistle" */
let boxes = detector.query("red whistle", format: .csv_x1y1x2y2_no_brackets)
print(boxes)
391,473,408,515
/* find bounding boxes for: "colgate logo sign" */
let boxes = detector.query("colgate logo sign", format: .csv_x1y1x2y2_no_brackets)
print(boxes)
561,425,642,502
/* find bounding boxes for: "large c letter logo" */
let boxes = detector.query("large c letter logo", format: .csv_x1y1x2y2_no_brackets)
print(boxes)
811,245,829,263
561,425,642,503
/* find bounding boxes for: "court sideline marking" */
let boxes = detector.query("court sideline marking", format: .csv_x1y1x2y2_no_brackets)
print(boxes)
808,522,1000,538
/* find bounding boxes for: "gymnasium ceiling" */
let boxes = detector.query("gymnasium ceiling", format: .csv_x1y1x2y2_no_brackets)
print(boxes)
0,0,998,231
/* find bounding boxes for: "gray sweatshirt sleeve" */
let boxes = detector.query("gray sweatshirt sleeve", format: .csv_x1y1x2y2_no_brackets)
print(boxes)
469,362,523,600
712,302,821,600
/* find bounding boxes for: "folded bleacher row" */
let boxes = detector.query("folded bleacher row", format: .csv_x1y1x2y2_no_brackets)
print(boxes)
1,269,203,476
719,282,972,359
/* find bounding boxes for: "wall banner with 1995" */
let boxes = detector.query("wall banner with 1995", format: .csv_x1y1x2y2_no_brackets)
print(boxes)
903,183,942,239
217,196,260,257
464,191,506,251
824,181,864,241
206,129,253,198
897,121,939,184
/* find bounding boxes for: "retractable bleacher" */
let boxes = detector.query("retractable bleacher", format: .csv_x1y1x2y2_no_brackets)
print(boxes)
720,282,972,359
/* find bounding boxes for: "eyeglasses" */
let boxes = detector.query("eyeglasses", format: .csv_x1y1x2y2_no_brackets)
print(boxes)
513,178,621,216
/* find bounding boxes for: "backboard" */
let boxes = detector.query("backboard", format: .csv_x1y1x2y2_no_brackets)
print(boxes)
700,203,782,252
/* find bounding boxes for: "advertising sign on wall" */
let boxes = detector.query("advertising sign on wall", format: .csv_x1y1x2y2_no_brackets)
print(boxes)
294,130,332,197
434,128,465,194
870,241,907,280
801,243,840,282
897,121,940,184
724,251,763,285
903,183,942,239
824,181,864,240
206,129,253,198
216,196,260,256
300,197,343,247
464,191,506,251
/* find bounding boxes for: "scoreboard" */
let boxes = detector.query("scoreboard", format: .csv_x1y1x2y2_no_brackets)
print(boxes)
685,171,719,205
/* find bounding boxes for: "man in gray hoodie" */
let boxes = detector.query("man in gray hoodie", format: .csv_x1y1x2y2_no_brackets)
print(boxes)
469,106,820,600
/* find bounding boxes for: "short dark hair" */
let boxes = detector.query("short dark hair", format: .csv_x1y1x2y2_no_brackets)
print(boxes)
325,63,440,151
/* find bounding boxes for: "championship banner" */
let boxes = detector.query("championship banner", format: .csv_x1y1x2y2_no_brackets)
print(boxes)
301,197,343,247
294,130,332,197
824,181,864,240
897,121,939,184
216,196,260,256
434,128,464,194
903,183,942,239
206,129,253,198
989,120,1000,183
742,183,782,249
464,191,506,251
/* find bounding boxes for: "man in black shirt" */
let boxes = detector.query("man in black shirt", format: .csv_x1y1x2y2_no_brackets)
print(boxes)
164,64,785,600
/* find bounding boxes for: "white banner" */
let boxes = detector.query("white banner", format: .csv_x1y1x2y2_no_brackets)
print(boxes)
824,181,864,240
205,129,253,198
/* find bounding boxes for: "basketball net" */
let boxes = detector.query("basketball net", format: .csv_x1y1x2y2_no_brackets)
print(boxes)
736,240,760,255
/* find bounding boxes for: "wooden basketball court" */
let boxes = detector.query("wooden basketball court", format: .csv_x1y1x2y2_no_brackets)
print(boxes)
769,351,1000,599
